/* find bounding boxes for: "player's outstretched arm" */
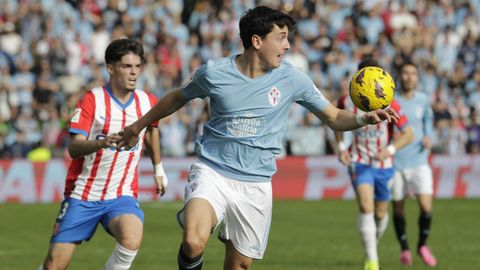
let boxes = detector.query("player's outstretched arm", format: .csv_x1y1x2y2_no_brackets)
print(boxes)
68,133,121,158
117,89,187,150
314,104,399,131
144,126,168,196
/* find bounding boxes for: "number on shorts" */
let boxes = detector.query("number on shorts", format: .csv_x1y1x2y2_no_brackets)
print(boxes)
57,202,69,219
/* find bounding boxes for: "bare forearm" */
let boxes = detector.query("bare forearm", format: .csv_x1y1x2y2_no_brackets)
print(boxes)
133,89,186,134
144,127,161,165
320,106,363,131
68,139,105,158
316,104,398,132
392,126,414,151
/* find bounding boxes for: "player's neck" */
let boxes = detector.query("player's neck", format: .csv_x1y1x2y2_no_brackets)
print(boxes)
235,51,268,79
401,89,414,99
108,82,132,103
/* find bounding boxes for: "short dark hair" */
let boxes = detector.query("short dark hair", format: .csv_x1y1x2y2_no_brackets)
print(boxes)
105,39,145,64
399,59,417,72
239,6,296,49
358,57,381,70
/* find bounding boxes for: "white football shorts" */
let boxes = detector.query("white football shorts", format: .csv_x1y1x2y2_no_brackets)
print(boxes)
391,164,433,201
177,161,272,259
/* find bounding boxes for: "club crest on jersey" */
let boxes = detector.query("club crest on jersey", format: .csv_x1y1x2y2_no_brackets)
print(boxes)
268,87,281,107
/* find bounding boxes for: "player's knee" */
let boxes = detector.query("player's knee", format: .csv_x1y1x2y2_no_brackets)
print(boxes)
182,234,207,256
420,203,432,213
239,259,253,270
375,212,387,220
358,203,374,213
226,257,252,270
393,204,405,216
374,207,388,219
118,236,142,251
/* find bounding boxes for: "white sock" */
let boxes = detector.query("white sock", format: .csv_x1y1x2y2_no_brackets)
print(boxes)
358,213,378,261
105,243,138,270
375,214,389,243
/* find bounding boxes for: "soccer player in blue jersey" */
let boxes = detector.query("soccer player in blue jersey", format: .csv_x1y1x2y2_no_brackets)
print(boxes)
391,61,437,267
117,6,399,270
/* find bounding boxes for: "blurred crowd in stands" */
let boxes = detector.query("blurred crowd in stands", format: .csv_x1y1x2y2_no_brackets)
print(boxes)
1,0,480,160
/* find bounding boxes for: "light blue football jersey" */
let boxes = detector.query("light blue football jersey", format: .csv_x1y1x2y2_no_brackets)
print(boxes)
182,55,330,182
394,91,433,170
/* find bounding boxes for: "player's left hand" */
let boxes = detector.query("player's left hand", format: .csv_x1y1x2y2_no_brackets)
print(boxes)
364,107,399,125
338,150,351,166
154,175,168,196
153,162,168,196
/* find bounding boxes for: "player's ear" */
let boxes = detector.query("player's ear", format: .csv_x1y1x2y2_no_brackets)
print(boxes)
252,34,262,49
106,63,114,75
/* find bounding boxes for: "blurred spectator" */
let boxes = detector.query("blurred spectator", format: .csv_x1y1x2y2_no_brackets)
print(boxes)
4,130,31,159
447,118,468,155
284,34,309,73
0,0,479,158
27,142,52,162
33,59,60,115
466,109,480,154
0,22,22,57
11,59,35,110
0,64,18,122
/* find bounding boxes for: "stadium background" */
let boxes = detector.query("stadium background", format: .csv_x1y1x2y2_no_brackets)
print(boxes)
0,0,480,269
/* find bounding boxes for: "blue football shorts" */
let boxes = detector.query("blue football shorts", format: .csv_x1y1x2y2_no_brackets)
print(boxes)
349,162,394,201
50,196,144,243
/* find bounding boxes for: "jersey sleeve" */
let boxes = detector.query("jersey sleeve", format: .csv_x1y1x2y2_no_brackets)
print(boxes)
146,92,159,127
69,91,96,137
292,70,330,112
181,64,211,101
391,99,409,130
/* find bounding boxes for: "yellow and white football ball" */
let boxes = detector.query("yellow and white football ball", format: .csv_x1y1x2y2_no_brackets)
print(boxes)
349,66,395,112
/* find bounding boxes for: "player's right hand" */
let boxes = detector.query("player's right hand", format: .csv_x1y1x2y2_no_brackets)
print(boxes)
422,136,432,150
117,124,140,150
338,150,351,166
104,133,122,148
364,107,400,124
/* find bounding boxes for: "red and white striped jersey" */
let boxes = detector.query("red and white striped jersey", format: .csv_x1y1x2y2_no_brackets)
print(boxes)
337,95,408,169
65,85,158,201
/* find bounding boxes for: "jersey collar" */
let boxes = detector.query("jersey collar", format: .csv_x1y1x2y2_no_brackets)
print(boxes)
105,83,135,110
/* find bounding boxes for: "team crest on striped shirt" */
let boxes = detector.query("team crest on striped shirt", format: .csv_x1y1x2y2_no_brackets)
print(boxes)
268,87,281,107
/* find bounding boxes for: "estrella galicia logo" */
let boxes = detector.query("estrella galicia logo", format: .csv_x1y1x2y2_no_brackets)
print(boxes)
95,134,139,152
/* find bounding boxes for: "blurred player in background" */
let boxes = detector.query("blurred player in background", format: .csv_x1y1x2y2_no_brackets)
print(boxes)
336,59,414,270
39,39,168,270
391,60,437,267
116,6,399,270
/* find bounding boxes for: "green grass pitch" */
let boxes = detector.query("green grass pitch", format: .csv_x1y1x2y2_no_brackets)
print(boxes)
1,199,478,269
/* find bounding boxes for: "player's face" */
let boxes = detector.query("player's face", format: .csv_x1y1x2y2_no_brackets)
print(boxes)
400,64,418,92
257,25,290,70
108,53,143,92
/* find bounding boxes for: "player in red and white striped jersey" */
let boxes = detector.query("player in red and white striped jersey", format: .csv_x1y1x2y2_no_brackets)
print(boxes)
337,96,409,169
40,39,167,270
335,59,414,270
65,83,158,201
